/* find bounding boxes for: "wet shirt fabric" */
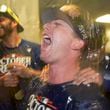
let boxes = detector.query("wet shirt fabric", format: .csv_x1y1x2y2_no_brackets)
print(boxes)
27,81,110,110
0,39,44,110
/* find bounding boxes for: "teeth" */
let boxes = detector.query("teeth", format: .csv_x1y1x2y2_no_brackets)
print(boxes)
43,35,49,39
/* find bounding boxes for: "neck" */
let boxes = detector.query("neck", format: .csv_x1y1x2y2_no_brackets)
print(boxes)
3,32,21,48
48,60,80,84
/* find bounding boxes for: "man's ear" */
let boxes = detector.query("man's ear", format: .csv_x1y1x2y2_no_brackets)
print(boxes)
71,39,84,50
12,21,18,28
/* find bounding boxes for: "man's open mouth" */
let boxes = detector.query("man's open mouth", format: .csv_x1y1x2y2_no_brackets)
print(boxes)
42,32,52,47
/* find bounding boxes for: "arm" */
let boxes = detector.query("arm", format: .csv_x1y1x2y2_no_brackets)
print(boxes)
0,73,19,87
7,62,41,78
7,62,49,82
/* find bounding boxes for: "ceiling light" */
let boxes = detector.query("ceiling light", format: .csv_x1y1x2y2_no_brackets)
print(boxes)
96,14,110,23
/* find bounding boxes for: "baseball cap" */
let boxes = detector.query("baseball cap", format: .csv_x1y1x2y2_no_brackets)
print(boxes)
41,5,89,41
0,4,24,32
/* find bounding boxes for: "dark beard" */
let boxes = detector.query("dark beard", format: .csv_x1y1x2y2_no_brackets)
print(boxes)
0,21,13,40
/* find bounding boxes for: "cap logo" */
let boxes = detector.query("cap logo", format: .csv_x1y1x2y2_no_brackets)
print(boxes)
0,4,7,12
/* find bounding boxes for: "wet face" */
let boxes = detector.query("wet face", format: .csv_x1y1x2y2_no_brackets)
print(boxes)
40,19,76,64
0,16,13,39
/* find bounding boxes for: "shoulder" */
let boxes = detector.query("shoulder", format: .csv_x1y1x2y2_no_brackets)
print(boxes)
65,83,101,100
20,39,41,52
67,83,110,110
21,39,40,48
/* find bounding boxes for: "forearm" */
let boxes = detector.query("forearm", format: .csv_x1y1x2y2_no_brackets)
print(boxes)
21,67,48,82
21,67,41,78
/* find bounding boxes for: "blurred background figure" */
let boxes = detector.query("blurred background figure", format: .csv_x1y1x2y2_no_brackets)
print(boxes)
0,4,44,110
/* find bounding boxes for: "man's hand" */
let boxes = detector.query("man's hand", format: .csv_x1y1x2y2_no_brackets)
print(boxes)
74,67,103,86
8,62,41,78
7,62,28,78
2,72,19,87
